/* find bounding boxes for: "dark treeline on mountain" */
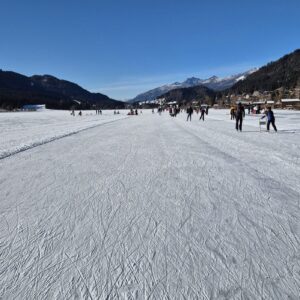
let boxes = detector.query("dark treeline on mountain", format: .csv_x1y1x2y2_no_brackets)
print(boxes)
218,49,300,97
159,85,216,105
0,71,124,110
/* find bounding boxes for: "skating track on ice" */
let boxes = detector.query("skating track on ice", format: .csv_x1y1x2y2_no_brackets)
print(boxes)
0,110,299,299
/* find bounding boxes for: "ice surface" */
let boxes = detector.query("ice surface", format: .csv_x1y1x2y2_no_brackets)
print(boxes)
0,110,127,159
0,109,299,299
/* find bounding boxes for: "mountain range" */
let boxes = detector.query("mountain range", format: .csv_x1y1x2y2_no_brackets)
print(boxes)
129,69,257,103
1,49,299,110
158,85,216,105
159,49,300,105
0,71,124,110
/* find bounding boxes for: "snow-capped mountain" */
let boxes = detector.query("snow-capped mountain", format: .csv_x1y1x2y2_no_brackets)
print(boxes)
201,69,257,91
129,69,257,103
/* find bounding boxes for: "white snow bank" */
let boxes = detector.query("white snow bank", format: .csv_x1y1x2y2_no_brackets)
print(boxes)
0,109,128,159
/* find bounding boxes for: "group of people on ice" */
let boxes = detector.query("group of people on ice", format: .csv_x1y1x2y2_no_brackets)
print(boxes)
184,102,277,132
169,106,180,117
186,105,209,121
70,109,82,116
128,108,139,115
233,102,277,132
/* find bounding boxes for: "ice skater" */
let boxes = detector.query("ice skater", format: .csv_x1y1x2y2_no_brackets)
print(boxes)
199,106,206,121
266,107,277,132
235,103,245,131
230,106,235,120
186,106,193,121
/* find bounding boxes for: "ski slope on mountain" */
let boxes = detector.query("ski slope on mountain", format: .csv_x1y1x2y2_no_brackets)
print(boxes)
0,109,299,299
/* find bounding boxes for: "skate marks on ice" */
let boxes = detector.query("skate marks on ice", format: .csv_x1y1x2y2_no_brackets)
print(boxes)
171,119,300,299
0,113,299,299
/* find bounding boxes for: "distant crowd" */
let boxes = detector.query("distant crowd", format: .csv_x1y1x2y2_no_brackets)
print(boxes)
69,103,278,132
229,103,277,132
166,103,277,132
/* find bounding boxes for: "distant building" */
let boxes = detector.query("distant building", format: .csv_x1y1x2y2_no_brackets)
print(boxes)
281,99,300,109
22,104,46,111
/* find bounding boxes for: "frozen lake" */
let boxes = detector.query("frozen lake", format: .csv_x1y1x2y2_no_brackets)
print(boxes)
0,109,299,299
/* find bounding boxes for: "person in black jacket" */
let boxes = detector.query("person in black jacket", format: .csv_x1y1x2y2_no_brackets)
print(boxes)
186,106,193,121
266,107,277,132
235,103,245,131
199,106,206,121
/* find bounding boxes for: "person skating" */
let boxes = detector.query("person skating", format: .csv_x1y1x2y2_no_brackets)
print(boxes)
199,106,206,121
235,102,245,131
230,106,235,120
186,106,193,121
173,106,179,117
266,107,277,132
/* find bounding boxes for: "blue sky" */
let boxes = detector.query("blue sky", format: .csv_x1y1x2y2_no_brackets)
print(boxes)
0,0,300,100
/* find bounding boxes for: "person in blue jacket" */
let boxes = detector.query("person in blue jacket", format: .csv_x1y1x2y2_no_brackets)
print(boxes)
266,107,277,132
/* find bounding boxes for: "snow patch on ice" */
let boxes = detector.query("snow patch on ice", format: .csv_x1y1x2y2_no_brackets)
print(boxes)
0,110,128,159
